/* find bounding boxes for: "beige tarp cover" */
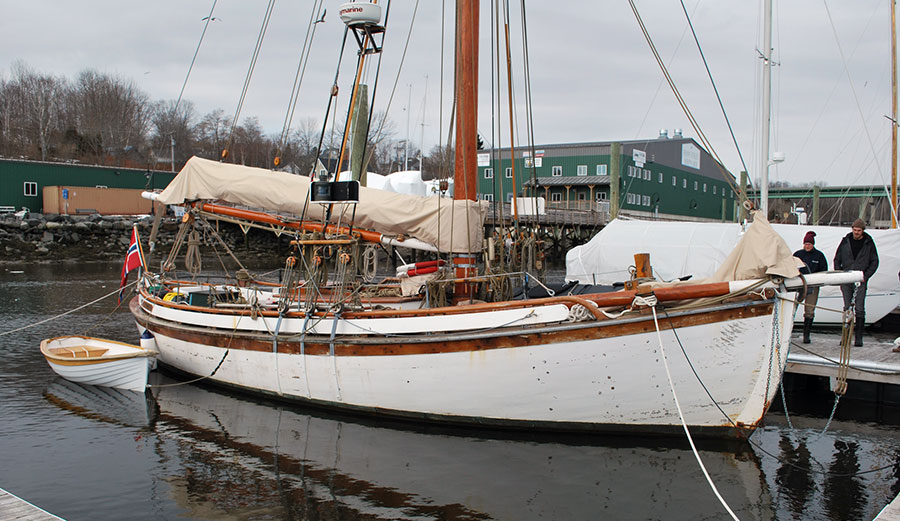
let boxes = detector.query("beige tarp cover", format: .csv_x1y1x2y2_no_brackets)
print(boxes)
709,212,801,282
156,157,488,253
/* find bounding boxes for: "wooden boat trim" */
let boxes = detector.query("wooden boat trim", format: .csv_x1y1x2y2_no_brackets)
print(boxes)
131,296,774,357
139,280,745,321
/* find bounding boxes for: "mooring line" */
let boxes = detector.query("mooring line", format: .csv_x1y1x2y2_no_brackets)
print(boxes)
638,294,742,521
0,281,136,337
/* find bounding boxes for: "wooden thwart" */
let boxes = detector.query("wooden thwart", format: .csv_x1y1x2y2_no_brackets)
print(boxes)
48,346,109,358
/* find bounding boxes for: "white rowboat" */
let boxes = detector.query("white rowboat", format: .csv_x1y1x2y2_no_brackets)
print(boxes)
40,336,154,392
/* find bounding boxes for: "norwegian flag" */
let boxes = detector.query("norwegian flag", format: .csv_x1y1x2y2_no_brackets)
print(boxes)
119,226,146,302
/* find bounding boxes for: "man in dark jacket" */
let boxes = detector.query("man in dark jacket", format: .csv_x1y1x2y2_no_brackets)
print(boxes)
793,231,827,343
834,218,879,346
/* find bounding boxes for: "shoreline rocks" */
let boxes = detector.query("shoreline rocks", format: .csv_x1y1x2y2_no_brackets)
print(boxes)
0,213,293,263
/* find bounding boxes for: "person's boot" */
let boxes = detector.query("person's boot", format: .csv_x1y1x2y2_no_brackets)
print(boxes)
854,316,864,347
802,317,812,344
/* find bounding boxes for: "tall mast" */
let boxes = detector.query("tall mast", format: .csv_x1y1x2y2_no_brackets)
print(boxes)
452,0,479,302
892,0,898,228
454,0,479,202
759,0,773,218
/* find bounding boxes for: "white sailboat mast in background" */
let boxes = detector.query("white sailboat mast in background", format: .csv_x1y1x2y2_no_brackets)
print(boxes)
759,0,774,218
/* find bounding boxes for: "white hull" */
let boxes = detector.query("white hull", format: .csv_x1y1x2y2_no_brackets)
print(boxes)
133,290,796,436
41,336,153,393
44,357,150,392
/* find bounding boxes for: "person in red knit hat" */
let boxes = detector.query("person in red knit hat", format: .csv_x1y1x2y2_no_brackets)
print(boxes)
793,231,828,343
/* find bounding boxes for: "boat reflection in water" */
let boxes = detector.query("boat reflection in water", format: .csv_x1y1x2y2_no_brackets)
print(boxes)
147,376,774,521
41,374,900,520
44,378,158,429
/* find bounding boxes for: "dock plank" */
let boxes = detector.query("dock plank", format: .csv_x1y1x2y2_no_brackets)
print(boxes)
0,488,64,521
787,330,900,386
875,491,900,521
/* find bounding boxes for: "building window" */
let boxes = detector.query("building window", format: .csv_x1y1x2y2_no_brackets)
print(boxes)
694,181,698,191
643,169,650,180
484,168,493,179
682,179,687,189
482,193,494,202
642,195,650,206
703,183,707,193
552,166,563,177
551,192,562,202
658,172,663,183
713,185,717,195
506,193,514,202
577,192,587,201
24,182,37,197
672,176,676,186
596,192,608,201
577,165,587,176
596,164,607,175
505,167,512,179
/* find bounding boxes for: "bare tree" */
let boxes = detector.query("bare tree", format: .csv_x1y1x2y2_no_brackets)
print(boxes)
195,109,230,160
12,62,67,161
70,69,150,165
150,99,196,170
228,117,270,167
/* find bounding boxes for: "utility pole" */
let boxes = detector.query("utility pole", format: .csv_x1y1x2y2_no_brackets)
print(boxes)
170,135,175,173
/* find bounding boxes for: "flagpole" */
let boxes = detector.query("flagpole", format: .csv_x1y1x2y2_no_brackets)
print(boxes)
133,223,147,271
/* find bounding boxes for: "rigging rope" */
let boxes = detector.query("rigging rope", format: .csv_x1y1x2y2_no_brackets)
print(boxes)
223,0,277,160
627,0,749,207
150,0,219,171
677,0,749,178
0,281,136,337
276,0,326,164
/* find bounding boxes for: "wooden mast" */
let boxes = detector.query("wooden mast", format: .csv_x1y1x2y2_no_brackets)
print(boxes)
453,0,479,300
892,0,898,228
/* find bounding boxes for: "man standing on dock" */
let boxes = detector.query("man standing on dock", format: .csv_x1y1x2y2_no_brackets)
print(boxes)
794,231,827,343
834,218,879,347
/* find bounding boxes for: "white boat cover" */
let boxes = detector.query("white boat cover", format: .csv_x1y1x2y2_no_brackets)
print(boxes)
566,212,802,284
155,157,488,253
567,215,900,284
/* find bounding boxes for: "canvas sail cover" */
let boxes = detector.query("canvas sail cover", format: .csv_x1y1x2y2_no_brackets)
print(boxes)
155,157,488,253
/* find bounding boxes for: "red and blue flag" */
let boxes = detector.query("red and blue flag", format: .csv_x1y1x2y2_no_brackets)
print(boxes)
119,226,146,302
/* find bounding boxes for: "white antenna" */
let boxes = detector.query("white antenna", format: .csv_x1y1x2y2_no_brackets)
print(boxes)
420,75,428,171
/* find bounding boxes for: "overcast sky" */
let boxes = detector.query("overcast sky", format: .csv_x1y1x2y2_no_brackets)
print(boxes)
2,0,895,188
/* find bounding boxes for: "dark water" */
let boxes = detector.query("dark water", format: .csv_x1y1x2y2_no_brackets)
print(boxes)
1,262,899,521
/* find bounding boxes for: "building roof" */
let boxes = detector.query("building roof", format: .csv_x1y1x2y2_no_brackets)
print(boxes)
523,175,610,187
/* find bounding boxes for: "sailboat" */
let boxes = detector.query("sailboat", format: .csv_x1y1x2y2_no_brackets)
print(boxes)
130,0,862,438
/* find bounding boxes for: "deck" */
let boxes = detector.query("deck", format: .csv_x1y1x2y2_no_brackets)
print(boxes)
0,488,64,521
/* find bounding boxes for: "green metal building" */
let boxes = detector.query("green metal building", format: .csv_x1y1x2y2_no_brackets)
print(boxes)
477,131,738,221
0,159,175,213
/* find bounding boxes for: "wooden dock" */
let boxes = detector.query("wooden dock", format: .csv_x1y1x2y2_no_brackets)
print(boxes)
0,488,64,521
787,330,900,386
875,491,900,521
